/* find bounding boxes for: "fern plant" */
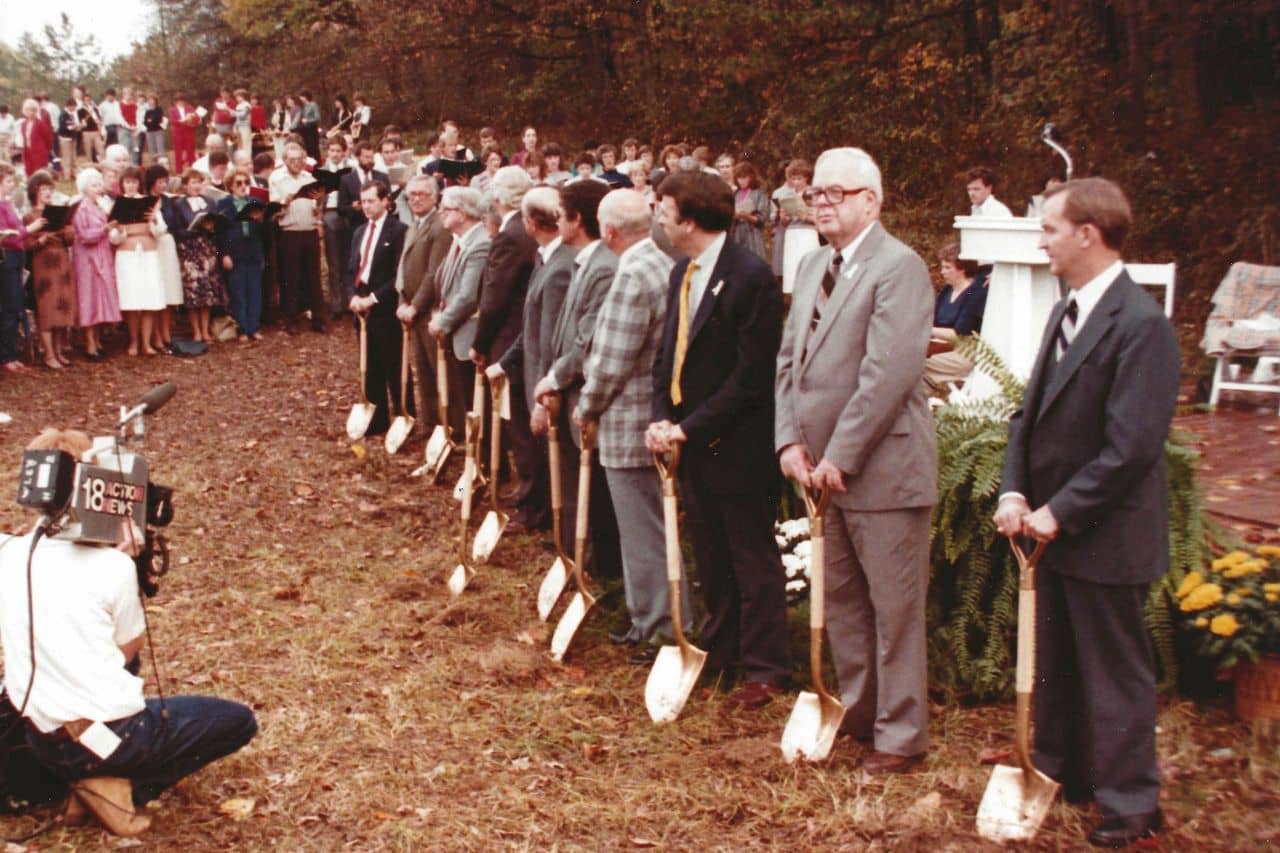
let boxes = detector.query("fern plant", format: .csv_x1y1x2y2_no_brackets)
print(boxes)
927,335,1214,700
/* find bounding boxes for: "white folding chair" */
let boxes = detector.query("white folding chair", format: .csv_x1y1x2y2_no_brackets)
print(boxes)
1125,262,1176,318
1201,262,1280,415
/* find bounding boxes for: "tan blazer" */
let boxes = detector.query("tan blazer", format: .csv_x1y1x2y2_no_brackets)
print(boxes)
396,209,452,318
774,221,937,511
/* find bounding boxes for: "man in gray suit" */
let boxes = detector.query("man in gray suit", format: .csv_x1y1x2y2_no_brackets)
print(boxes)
395,175,454,432
995,178,1176,848
575,189,687,652
488,187,576,542
533,179,623,581
775,147,936,773
429,186,490,440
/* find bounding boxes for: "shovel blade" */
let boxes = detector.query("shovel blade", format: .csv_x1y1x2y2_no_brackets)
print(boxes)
425,426,449,463
471,510,508,564
549,591,593,662
384,416,414,454
975,764,1060,842
644,643,708,723
446,562,475,597
537,557,569,622
780,691,846,763
346,403,376,440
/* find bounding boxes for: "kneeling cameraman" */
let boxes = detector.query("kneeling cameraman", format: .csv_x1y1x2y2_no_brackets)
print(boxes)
1,428,257,836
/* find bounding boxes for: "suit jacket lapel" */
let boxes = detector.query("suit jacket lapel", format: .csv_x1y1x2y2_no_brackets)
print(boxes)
687,243,732,346
803,225,883,363
1035,274,1128,420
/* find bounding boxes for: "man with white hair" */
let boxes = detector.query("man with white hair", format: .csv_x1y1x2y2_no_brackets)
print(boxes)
429,186,490,439
470,165,542,529
775,147,936,772
575,189,686,652
191,134,228,176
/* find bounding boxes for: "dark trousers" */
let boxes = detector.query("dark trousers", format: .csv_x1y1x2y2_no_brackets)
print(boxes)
1033,570,1160,819
679,476,790,686
260,226,280,326
27,696,257,807
0,251,24,364
507,385,549,529
323,211,351,315
444,344,473,445
226,259,263,336
363,312,412,436
277,229,327,329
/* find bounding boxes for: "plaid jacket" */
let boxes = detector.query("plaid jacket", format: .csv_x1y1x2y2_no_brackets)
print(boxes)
578,238,674,468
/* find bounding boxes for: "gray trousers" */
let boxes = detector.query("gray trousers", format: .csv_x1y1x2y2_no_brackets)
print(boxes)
604,465,690,643
824,504,931,757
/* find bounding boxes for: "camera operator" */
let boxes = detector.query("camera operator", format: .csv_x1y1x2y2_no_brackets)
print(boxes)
0,428,257,836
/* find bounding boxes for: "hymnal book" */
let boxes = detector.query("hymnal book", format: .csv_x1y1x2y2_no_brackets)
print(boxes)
188,210,229,234
312,167,352,192
41,202,80,231
428,158,483,181
109,195,158,225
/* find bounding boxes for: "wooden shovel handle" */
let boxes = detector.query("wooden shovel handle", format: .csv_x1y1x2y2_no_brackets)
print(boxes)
803,486,831,630
435,337,449,424
357,314,370,403
398,325,412,414
488,374,504,509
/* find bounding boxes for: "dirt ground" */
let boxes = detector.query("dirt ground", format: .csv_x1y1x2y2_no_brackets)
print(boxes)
0,324,1277,851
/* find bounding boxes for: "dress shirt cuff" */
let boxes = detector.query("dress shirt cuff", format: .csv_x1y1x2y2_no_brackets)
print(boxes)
996,492,1027,505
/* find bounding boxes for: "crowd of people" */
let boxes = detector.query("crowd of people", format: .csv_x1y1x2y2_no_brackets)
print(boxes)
1,85,1176,849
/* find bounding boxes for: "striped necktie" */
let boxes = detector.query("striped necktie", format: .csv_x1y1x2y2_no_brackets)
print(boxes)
669,260,699,406
1053,298,1079,361
810,251,843,331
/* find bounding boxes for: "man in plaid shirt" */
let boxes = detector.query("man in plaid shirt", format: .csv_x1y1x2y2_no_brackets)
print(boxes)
575,190,690,654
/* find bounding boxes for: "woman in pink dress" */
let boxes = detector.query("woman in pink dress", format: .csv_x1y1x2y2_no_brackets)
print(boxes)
71,167,121,359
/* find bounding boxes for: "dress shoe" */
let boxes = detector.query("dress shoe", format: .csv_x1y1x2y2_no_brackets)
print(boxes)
862,751,924,775
628,645,659,665
72,777,151,836
727,681,781,710
1087,809,1162,848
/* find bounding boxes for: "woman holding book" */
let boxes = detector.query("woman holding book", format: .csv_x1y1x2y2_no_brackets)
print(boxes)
110,166,167,356
172,169,227,343
70,167,121,359
215,172,266,341
23,170,75,368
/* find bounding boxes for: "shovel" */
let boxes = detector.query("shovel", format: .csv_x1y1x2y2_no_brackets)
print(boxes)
345,314,376,440
536,394,572,621
781,485,846,762
549,421,597,662
446,412,483,597
423,338,455,482
976,537,1058,843
384,324,416,454
644,446,707,723
472,371,510,563
454,371,489,503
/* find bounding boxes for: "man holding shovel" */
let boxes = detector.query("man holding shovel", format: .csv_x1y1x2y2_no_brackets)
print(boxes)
994,178,1178,848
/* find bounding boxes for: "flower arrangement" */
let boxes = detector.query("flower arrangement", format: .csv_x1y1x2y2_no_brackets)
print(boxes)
1176,545,1280,672
775,517,812,603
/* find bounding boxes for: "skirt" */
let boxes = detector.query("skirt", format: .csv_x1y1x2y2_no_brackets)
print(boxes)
176,235,228,309
115,246,167,311
30,243,77,329
156,233,184,306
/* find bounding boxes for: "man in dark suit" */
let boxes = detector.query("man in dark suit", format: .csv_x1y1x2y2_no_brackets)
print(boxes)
471,166,540,530
491,187,577,545
347,180,409,436
647,171,788,708
337,141,388,315
533,180,623,580
994,178,1178,848
395,175,454,433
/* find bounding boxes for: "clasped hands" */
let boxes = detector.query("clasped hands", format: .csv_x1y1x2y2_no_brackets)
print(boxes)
992,495,1059,542
778,443,845,493
644,420,686,453
348,293,377,315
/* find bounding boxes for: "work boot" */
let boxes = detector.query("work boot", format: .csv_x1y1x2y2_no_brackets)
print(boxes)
72,777,152,836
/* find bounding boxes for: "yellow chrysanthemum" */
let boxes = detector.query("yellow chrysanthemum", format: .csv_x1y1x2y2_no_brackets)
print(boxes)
1265,583,1280,594
1223,560,1265,578
1257,545,1280,557
1234,587,1251,597
1227,593,1241,606
1212,551,1251,571
1268,593,1279,603
1180,583,1224,612
1176,571,1204,599
1195,617,1209,628
1210,614,1240,637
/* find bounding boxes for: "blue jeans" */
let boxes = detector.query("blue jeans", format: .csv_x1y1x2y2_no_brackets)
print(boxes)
0,250,25,365
227,259,263,336
26,696,257,806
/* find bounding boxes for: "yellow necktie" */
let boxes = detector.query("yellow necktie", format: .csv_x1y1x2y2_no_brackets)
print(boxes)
670,261,699,407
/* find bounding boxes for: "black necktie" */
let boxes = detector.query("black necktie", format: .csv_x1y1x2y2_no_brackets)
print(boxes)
1054,298,1079,361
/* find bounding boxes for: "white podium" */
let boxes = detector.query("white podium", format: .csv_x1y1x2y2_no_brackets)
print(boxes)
954,215,1061,400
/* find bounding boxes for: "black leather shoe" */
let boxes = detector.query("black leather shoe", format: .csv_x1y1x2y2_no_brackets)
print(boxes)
627,645,659,665
608,630,639,646
1087,809,1162,848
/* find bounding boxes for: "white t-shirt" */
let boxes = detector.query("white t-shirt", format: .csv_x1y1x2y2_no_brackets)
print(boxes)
0,532,146,732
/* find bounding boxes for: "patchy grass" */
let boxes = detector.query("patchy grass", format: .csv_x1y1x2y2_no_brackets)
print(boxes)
0,324,1276,850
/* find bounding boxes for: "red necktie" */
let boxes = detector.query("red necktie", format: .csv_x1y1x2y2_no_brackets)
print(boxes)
355,220,377,288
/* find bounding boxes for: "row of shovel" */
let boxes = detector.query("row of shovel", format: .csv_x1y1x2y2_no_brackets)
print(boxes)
341,321,1057,840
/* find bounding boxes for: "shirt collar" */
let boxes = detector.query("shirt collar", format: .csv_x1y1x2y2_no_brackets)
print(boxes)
539,235,563,262
501,209,518,229
691,232,727,273
832,220,877,269
574,239,602,268
459,222,484,245
1069,259,1124,329
618,236,653,266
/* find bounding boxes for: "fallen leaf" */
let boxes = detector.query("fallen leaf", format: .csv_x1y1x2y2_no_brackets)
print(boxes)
627,838,659,848
352,443,366,459
219,797,256,821
294,484,314,497
978,747,1012,765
